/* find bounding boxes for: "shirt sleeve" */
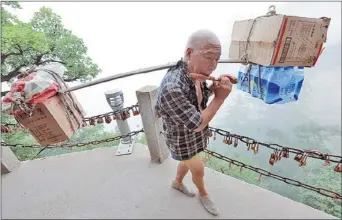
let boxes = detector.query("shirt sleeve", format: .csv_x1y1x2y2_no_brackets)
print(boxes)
160,83,202,131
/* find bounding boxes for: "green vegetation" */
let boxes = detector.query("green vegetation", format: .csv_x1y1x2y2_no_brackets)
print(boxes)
203,141,342,219
199,151,269,188
139,134,147,145
1,1,100,97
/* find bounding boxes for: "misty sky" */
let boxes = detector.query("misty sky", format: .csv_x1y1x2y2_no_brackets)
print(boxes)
2,2,341,130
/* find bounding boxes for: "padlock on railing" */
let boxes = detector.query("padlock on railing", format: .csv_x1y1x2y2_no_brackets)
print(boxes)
97,117,104,124
105,115,112,124
282,148,290,158
82,121,88,127
132,106,140,116
233,137,238,147
89,118,96,126
334,162,342,173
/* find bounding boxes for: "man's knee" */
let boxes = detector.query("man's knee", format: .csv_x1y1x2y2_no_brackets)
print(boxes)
186,156,204,178
191,166,204,178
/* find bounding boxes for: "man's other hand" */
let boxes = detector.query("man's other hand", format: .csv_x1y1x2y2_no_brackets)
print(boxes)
213,76,232,101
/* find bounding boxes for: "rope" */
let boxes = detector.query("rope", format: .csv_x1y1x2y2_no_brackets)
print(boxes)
41,68,83,131
239,5,277,97
10,94,34,129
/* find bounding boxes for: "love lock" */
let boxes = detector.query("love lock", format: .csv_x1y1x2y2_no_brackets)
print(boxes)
228,135,233,145
105,115,112,124
258,174,263,182
97,117,104,124
251,142,259,155
120,110,130,120
223,135,228,144
277,148,283,161
299,153,308,167
115,113,122,120
294,153,303,162
247,142,251,151
334,162,342,173
233,137,238,148
89,118,96,126
324,154,331,166
125,110,131,119
282,148,290,158
132,106,140,116
269,152,276,166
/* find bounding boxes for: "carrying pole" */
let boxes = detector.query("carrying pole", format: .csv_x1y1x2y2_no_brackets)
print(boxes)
63,59,245,93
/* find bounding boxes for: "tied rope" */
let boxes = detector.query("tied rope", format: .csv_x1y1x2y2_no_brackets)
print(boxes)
10,65,37,118
240,5,277,98
10,95,34,130
10,66,37,127
40,68,84,131
8,65,83,132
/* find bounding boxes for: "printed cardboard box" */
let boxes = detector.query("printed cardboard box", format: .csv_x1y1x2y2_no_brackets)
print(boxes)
229,15,331,67
15,94,85,146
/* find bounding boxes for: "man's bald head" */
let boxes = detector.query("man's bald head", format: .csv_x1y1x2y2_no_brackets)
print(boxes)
184,30,221,76
185,29,221,52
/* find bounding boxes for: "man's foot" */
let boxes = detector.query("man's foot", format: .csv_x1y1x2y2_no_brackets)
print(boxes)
200,196,219,216
171,180,196,197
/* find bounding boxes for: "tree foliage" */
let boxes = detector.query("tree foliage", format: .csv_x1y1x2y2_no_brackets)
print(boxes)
1,2,101,97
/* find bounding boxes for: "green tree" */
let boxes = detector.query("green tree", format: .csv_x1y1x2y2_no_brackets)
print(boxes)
1,2,103,159
1,2,101,96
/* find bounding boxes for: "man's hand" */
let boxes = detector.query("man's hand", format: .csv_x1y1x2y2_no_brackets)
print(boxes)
193,76,232,132
213,76,232,101
218,74,238,84
209,74,237,94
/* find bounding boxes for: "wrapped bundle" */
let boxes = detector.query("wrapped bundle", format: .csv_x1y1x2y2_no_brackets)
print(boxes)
2,63,85,145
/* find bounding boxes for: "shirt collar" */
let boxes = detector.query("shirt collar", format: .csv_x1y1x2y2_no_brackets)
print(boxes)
176,58,194,85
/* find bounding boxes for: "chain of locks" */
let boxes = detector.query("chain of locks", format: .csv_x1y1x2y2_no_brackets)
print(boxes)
208,129,342,173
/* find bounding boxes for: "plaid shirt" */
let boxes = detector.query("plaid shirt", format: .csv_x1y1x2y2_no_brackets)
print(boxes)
155,60,212,161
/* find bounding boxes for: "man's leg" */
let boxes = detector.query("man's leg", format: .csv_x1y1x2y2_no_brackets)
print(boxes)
175,161,189,184
183,154,207,197
172,161,196,197
185,154,219,216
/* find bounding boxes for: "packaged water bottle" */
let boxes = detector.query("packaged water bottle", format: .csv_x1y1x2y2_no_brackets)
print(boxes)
237,64,304,104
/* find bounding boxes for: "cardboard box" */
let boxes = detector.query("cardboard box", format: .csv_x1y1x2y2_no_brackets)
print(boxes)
229,15,331,67
15,94,85,146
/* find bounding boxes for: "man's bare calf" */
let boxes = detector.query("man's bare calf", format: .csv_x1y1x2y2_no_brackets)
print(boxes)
172,161,196,197
172,155,219,216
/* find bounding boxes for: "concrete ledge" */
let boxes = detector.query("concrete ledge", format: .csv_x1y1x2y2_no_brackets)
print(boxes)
2,144,336,219
1,146,21,174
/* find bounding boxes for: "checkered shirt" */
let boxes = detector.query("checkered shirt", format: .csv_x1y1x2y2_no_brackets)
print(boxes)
155,59,212,161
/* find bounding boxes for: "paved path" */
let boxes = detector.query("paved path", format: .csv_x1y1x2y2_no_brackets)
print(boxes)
2,144,336,219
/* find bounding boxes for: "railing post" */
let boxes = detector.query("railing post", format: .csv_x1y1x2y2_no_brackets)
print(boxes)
1,142,21,174
136,85,170,163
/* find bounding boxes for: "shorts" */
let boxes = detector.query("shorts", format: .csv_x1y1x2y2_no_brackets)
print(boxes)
171,151,202,162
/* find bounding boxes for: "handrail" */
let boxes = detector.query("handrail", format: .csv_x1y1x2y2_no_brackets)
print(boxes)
63,59,245,93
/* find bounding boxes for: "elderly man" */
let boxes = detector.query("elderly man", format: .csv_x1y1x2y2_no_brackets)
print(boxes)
155,29,237,216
